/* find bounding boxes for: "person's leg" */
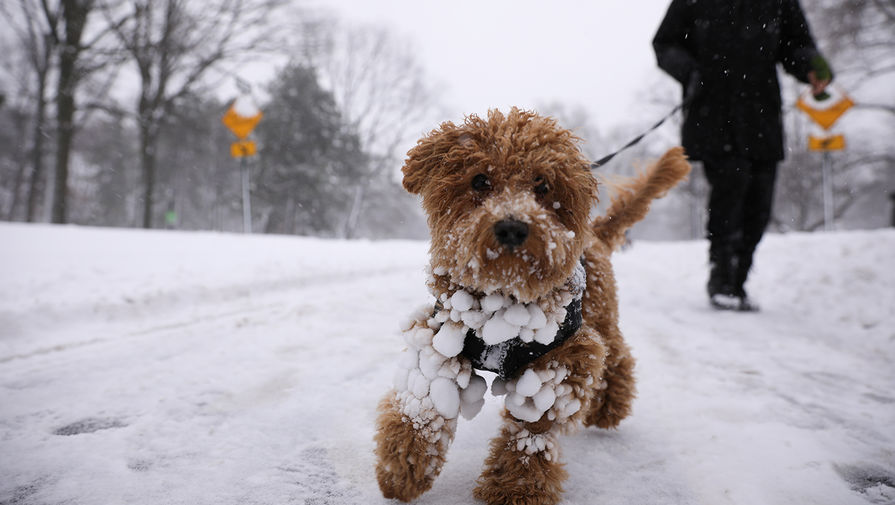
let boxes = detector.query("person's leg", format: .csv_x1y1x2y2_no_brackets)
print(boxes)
734,160,778,300
703,156,750,301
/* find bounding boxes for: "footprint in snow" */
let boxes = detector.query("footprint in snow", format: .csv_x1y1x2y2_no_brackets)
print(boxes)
52,417,127,436
835,463,895,504
279,447,362,505
0,477,47,505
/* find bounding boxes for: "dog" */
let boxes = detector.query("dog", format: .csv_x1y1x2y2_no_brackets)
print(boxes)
374,107,690,505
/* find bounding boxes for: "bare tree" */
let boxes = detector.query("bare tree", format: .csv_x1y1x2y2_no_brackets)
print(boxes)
773,0,895,230
300,22,437,238
0,40,33,220
49,0,97,224
774,97,895,231
639,0,895,234
1,0,127,224
806,0,895,117
105,0,284,228
535,100,608,162
1,1,59,221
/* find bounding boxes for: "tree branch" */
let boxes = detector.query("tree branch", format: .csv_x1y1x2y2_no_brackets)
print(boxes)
39,0,61,45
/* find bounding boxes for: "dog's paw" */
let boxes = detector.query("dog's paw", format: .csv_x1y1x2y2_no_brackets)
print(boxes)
584,356,635,429
374,393,456,501
376,467,434,502
473,453,567,505
375,432,438,502
474,425,568,505
584,395,627,429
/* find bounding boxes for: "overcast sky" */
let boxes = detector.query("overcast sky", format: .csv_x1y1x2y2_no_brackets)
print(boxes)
305,0,677,130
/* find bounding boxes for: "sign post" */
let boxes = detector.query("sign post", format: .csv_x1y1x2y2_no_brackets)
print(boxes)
822,151,834,231
795,87,853,231
222,95,263,233
241,156,251,233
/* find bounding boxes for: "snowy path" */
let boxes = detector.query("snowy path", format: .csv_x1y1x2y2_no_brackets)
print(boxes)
1,224,893,505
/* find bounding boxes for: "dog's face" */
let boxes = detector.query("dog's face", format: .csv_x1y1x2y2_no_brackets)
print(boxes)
403,108,598,303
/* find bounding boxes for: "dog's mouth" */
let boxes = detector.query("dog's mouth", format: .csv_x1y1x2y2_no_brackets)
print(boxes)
431,221,582,302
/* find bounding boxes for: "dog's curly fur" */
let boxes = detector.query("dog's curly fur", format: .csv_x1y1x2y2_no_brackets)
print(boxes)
374,107,690,505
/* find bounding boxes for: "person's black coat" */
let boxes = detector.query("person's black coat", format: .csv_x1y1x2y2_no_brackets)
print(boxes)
653,0,826,161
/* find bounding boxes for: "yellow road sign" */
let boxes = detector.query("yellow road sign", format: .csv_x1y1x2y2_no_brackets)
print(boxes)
222,104,263,140
796,91,854,130
808,134,845,151
231,140,257,157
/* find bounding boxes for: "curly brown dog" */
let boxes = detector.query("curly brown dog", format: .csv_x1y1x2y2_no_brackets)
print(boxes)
374,107,690,505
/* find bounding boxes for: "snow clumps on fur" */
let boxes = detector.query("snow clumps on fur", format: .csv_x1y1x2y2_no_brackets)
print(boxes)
508,423,560,462
394,306,487,430
491,361,585,424
431,260,585,347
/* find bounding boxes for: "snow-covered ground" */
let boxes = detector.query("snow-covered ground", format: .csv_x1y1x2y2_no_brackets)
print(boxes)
1,223,893,505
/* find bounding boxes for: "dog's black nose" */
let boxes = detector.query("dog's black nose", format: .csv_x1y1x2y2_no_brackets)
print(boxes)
493,219,529,248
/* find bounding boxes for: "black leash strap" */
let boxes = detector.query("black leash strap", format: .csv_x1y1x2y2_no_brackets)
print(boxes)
590,101,685,170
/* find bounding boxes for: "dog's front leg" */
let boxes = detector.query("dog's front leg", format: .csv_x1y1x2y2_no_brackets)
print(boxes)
374,389,457,501
374,316,487,501
474,331,604,505
474,413,568,505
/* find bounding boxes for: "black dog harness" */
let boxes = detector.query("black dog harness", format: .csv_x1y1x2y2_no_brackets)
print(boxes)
459,298,583,380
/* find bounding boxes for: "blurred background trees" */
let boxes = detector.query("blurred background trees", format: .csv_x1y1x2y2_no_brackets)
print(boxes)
105,0,284,229
0,0,891,240
0,0,431,237
589,0,895,239
780,0,895,231
253,63,364,235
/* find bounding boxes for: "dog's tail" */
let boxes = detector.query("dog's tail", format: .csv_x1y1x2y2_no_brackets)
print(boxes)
592,147,691,250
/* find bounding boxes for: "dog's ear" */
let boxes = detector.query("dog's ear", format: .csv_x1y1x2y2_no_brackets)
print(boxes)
402,122,473,194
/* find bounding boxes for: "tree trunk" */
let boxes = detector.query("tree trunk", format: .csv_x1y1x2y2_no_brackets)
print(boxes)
51,0,91,224
343,183,366,239
27,74,48,222
6,159,27,220
140,122,158,229
52,89,75,224
5,107,31,220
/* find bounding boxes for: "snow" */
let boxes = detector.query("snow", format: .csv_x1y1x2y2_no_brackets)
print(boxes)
480,293,506,313
432,321,465,357
501,361,577,425
527,303,548,330
533,319,560,345
390,300,486,445
232,94,260,117
429,378,461,420
449,291,474,312
2,223,894,505
502,303,531,327
438,264,583,353
514,369,542,397
481,311,520,345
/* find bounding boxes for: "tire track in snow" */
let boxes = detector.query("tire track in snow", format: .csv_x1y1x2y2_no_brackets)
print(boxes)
0,264,421,364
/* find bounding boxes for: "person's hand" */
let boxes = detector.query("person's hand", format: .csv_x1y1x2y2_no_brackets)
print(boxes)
808,70,831,97
809,55,832,100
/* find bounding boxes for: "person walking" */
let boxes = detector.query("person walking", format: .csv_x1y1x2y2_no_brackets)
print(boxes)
653,0,833,311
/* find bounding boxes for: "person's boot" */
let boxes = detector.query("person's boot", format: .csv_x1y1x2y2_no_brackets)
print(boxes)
733,254,759,312
707,252,738,310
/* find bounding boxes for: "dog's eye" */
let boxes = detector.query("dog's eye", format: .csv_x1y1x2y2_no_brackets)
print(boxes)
534,176,550,196
471,174,491,192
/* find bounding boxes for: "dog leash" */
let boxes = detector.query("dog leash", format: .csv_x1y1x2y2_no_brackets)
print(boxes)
589,75,834,170
589,100,686,170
